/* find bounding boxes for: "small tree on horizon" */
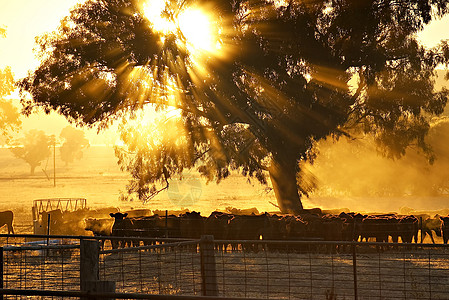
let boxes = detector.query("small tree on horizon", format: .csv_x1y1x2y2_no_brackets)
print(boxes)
10,130,52,175
59,126,90,166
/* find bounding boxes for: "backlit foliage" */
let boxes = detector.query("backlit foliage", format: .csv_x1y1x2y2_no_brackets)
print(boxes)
19,0,449,212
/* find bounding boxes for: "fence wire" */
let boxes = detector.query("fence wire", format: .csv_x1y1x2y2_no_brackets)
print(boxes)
97,238,449,299
99,240,202,296
2,235,449,299
211,241,449,299
0,235,81,299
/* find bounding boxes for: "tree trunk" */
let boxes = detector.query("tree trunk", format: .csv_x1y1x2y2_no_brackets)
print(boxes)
269,159,303,214
30,165,36,175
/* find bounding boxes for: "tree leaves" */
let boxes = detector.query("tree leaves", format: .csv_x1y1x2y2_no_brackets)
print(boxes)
18,0,449,209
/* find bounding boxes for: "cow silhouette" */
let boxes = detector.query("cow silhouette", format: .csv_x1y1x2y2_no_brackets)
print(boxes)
0,211,14,234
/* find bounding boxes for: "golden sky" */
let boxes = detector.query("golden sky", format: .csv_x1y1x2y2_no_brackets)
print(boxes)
1,0,449,79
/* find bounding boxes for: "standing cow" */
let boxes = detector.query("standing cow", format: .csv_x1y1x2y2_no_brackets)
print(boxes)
439,216,449,244
0,211,14,234
110,212,135,248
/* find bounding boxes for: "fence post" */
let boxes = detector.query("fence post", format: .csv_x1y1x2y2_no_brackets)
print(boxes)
80,239,115,299
352,243,358,300
80,239,100,291
0,247,3,300
420,217,423,243
200,235,218,296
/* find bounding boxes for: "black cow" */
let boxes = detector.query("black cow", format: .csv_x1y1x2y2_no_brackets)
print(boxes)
0,211,14,234
204,212,232,252
227,214,267,252
110,212,135,248
439,216,449,244
398,216,419,243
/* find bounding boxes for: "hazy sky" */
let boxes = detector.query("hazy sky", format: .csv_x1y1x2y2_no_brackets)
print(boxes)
1,0,449,78
1,0,449,143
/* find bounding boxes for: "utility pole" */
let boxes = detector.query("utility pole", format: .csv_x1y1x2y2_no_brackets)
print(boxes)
53,138,56,187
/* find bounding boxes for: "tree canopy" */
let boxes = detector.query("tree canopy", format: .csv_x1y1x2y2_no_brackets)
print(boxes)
59,126,90,166
19,0,449,213
0,28,21,143
10,130,53,175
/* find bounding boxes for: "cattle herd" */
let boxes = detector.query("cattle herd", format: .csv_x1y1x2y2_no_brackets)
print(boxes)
82,209,449,250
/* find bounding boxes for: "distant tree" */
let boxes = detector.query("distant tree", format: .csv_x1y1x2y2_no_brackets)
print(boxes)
0,28,21,143
19,0,449,213
59,126,90,166
10,130,52,175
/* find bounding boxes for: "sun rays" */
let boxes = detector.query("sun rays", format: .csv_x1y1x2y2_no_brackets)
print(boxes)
141,0,221,60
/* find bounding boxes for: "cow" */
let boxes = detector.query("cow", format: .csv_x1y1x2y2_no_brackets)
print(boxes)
110,212,135,248
419,215,442,243
204,211,233,252
261,213,290,252
359,216,392,243
179,211,204,239
85,218,113,236
84,218,114,248
284,215,308,252
225,207,259,215
398,215,419,243
227,213,267,252
0,211,14,234
439,216,449,244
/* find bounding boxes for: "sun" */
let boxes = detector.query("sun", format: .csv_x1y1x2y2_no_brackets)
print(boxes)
142,0,220,57
138,0,226,125
178,7,217,53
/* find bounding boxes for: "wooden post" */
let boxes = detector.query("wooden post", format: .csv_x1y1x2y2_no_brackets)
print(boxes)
0,247,3,300
200,235,218,296
80,239,100,291
165,210,168,238
352,243,358,300
84,280,116,300
80,239,115,299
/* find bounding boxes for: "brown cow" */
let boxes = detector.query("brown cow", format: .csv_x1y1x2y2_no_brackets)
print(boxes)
84,218,114,248
85,218,113,237
0,211,14,234
420,215,442,243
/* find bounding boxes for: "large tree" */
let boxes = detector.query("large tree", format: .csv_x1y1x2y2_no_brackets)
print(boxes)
19,0,449,213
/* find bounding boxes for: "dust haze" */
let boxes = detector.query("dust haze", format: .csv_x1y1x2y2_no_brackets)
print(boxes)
303,70,449,213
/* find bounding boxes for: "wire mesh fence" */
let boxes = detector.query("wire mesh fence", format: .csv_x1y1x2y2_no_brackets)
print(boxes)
99,240,202,295
97,238,449,299
211,241,449,299
2,235,449,299
0,235,81,294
